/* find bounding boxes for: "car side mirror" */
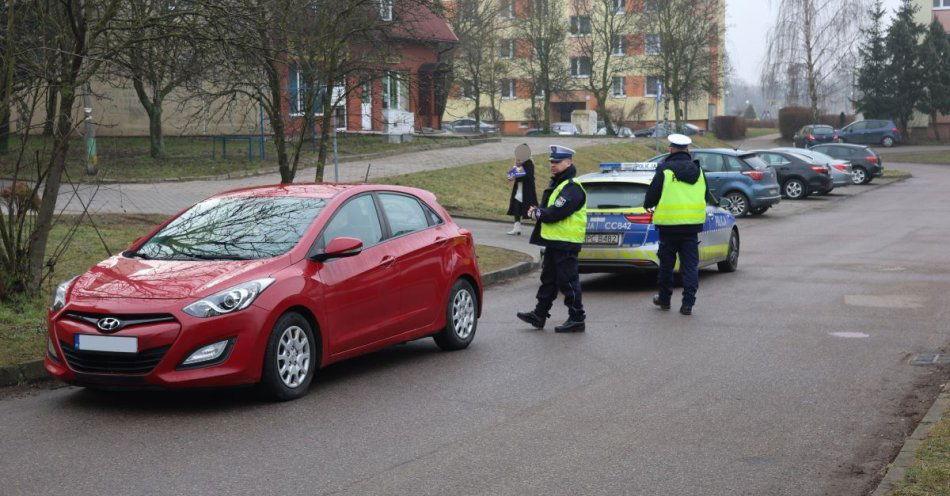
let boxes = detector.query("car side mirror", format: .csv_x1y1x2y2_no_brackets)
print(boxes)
311,237,363,262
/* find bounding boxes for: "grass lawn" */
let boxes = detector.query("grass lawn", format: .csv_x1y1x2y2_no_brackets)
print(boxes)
890,407,950,496
878,151,950,165
380,135,733,221
0,134,469,183
746,127,779,138
884,169,913,179
0,212,530,368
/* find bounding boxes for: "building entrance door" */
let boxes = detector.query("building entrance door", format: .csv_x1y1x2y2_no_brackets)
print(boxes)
361,81,372,130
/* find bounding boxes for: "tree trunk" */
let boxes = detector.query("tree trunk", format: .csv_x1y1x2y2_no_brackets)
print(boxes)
43,86,57,137
932,112,941,142
0,88,8,155
148,103,164,159
543,88,552,132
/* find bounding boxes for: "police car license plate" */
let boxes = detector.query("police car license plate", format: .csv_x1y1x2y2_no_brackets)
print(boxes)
585,233,621,246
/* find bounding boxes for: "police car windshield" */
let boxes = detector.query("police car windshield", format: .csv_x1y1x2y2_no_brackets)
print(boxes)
584,182,649,209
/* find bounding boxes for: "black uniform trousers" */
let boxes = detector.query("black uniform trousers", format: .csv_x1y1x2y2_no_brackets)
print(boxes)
656,231,700,307
535,247,585,322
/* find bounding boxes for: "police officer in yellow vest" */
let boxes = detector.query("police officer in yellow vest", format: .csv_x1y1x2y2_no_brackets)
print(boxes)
517,145,588,332
643,134,717,315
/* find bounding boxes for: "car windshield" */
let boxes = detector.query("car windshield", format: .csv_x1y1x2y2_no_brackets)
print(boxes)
813,126,834,135
741,155,769,170
792,149,834,164
133,196,326,260
584,182,649,209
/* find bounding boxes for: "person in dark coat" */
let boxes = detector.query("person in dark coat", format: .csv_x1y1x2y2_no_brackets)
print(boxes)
505,143,538,235
643,134,718,315
516,145,587,333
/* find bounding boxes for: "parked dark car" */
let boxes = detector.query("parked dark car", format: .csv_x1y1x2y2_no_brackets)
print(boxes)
809,143,884,184
444,119,498,134
792,124,837,148
836,119,901,147
648,148,781,217
751,149,835,200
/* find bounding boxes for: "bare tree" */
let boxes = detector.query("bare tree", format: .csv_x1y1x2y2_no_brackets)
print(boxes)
447,0,504,129
572,0,637,135
514,0,572,133
104,0,209,158
761,0,869,121
636,0,723,129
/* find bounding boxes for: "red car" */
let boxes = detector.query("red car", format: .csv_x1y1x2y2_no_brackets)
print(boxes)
45,184,482,400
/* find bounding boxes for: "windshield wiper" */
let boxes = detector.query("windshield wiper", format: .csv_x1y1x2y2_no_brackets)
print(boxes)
596,204,628,209
123,251,151,260
176,253,254,261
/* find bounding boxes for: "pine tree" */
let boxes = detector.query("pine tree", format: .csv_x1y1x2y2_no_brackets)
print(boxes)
916,20,950,141
882,0,925,139
743,103,758,120
855,1,890,119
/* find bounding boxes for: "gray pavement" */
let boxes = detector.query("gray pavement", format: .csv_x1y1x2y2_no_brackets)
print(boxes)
41,136,620,216
1,162,948,495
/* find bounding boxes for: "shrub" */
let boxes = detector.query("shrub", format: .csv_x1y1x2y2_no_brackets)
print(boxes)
778,107,813,140
714,116,747,139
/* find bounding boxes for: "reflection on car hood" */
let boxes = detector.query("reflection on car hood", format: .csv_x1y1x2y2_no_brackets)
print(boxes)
71,256,282,300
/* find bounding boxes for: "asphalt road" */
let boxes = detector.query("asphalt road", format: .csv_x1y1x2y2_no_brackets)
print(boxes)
2,163,949,496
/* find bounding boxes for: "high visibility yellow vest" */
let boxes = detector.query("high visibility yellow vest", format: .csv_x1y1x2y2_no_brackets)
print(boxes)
653,169,707,225
540,179,587,243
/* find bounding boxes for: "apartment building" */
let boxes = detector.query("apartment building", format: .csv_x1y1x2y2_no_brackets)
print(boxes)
910,0,950,137
443,0,725,135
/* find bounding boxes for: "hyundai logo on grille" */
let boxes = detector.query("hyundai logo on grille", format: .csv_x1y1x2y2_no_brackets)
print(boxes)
97,317,123,332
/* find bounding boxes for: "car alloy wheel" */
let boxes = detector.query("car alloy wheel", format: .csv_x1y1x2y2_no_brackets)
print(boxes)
784,179,805,199
433,279,478,351
717,229,740,273
277,326,311,388
724,192,749,217
882,136,894,147
851,167,867,185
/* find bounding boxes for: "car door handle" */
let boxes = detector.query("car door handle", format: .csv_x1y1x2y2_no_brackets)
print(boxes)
380,256,396,268
435,236,448,245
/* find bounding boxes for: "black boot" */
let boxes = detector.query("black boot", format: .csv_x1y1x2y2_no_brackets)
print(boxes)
653,294,670,310
517,311,546,329
679,304,692,315
554,319,585,333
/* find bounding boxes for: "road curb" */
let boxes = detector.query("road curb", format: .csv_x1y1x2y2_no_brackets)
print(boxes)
481,260,540,288
870,382,950,496
0,360,47,387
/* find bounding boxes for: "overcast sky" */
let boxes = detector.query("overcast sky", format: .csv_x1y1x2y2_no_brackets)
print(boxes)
725,0,904,85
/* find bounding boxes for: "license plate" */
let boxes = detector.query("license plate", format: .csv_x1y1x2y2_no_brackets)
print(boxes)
770,188,778,195
585,233,621,245
75,334,138,353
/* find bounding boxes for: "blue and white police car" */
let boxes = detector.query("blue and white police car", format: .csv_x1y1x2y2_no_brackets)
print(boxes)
576,162,740,274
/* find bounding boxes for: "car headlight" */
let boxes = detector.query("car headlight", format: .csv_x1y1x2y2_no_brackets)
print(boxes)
182,278,274,318
50,277,77,312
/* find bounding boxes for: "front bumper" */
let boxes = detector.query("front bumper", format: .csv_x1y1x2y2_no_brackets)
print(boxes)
45,298,272,389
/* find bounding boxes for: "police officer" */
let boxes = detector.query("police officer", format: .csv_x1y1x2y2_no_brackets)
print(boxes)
516,145,587,332
643,134,717,315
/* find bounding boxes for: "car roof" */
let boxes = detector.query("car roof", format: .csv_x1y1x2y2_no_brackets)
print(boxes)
810,143,867,149
212,183,428,201
577,171,653,185
693,148,748,156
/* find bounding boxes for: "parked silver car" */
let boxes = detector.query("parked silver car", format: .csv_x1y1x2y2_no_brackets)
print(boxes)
444,119,499,134
551,122,580,136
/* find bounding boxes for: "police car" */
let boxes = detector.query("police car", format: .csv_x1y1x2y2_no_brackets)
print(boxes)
576,162,740,274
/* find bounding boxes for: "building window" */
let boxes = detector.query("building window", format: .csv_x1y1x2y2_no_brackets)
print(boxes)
500,0,515,17
612,35,626,56
646,34,661,55
612,77,626,97
378,0,393,21
645,76,663,97
570,57,591,77
612,0,625,13
501,79,516,99
383,71,409,111
569,15,591,35
935,0,950,8
499,39,514,59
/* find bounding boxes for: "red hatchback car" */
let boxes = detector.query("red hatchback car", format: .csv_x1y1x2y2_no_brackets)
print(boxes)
45,184,482,400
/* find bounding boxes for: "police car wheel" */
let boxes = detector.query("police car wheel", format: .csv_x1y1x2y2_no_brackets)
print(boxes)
433,279,478,351
258,312,317,401
717,229,740,273
724,191,750,217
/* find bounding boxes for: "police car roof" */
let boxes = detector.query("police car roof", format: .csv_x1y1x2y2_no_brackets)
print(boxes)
577,171,653,184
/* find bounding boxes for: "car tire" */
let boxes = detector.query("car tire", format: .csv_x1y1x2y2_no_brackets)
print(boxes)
717,228,740,273
750,206,770,216
882,136,895,147
723,191,750,217
783,178,807,200
433,279,478,351
259,312,317,401
851,166,870,185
